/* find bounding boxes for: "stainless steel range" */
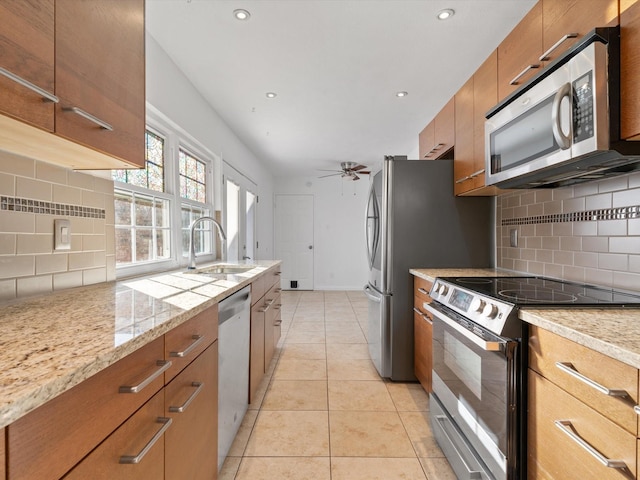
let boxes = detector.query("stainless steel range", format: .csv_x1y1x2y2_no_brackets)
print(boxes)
425,276,640,480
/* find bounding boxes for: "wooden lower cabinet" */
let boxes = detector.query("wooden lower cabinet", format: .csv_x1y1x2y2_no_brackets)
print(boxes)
64,390,166,480
0,427,4,480
264,284,282,370
528,371,636,479
413,276,433,392
249,302,266,404
165,342,218,480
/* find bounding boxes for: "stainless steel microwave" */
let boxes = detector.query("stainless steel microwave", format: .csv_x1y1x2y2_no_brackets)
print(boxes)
485,27,640,189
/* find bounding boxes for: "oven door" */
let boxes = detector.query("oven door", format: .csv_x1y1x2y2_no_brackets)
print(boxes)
426,302,520,480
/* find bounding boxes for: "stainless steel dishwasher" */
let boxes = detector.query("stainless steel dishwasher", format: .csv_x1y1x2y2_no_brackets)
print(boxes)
217,285,251,471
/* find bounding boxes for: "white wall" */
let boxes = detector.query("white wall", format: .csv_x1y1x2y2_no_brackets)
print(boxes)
146,33,275,260
274,176,370,290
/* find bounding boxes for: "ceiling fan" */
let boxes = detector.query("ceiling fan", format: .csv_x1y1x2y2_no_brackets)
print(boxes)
318,162,371,181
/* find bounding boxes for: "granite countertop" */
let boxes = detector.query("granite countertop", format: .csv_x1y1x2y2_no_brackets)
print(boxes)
520,308,640,370
409,267,517,282
0,260,280,429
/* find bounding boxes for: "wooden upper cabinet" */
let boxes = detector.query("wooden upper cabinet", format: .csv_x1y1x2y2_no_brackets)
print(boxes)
542,0,619,63
0,0,55,131
454,76,474,195
419,98,455,160
621,0,640,140
55,0,145,168
497,1,543,101
472,51,497,191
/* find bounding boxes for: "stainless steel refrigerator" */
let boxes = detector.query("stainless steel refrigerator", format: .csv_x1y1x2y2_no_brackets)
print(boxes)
363,156,494,381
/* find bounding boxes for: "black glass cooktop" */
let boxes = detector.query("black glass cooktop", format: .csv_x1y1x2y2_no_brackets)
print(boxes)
440,276,640,306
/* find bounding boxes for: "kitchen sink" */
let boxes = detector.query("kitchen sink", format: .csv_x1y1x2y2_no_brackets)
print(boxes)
192,264,256,275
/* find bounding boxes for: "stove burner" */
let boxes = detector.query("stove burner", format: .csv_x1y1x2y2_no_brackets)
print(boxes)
456,278,493,284
498,289,578,303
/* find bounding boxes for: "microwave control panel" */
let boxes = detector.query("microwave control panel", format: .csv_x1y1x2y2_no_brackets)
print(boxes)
573,71,594,142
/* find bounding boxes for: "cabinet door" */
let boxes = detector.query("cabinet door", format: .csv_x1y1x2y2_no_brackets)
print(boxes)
249,302,266,404
418,121,435,160
528,371,636,479
65,390,166,480
472,50,497,191
8,336,165,480
263,284,281,369
497,2,543,101
434,97,455,156
414,276,433,392
541,0,619,63
55,0,145,167
165,343,218,480
0,0,55,131
621,0,640,140
454,76,475,195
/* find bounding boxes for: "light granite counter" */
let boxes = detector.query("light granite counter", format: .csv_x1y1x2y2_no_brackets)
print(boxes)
409,267,518,282
0,260,280,429
520,308,640,370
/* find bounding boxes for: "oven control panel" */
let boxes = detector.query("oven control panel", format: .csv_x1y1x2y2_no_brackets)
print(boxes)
429,280,515,336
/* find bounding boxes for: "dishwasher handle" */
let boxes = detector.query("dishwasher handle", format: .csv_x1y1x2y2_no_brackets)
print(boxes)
218,286,251,325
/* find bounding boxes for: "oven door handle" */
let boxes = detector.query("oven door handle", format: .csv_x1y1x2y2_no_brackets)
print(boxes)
424,304,504,352
433,414,484,479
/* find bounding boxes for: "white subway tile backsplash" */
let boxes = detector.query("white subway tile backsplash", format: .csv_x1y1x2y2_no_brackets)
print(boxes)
36,162,67,185
83,267,107,286
612,271,640,292
16,234,52,255
17,275,52,297
560,236,581,251
630,219,640,236
552,223,572,236
582,237,609,252
629,255,640,273
0,173,14,196
573,182,599,197
573,221,598,236
535,190,553,203
585,268,613,285
81,190,105,209
629,172,640,188
562,197,585,213
68,251,96,270
16,177,52,202
0,256,35,279
0,211,35,233
574,252,598,268
597,219,627,236
53,271,83,291
0,234,16,254
82,234,106,252
544,263,563,279
0,152,34,177
597,175,628,193
612,188,640,208
610,237,640,254
553,251,573,266
598,253,629,271
562,266,585,283
541,236,560,250
536,250,553,263
0,279,16,301
53,184,83,205
36,254,68,275
585,193,611,210
106,255,116,281
67,170,95,190
552,187,575,201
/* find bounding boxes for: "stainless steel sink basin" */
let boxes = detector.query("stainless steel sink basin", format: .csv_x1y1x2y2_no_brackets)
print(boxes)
193,264,256,275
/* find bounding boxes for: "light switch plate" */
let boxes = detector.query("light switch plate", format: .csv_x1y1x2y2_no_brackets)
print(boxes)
54,219,71,251
509,228,518,248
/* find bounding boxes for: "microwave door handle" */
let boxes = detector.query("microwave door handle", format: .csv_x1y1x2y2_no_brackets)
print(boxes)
552,82,572,150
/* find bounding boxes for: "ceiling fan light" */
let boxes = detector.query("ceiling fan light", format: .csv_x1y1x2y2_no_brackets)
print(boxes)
233,9,251,20
437,8,455,20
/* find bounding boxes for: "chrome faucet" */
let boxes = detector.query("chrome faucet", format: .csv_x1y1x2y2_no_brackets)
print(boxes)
188,216,227,269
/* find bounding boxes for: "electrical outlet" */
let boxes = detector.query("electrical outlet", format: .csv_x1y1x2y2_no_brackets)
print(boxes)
509,228,518,248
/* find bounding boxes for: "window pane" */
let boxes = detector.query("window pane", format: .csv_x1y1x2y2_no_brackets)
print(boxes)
135,229,153,262
156,229,171,259
115,228,132,264
146,131,164,168
148,162,163,192
115,192,132,226
135,195,153,227
178,148,206,202
155,198,170,228
112,130,164,193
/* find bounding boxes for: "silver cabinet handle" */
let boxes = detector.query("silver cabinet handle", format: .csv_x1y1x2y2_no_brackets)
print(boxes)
274,320,282,326
119,417,172,464
413,307,432,325
554,420,627,469
634,405,640,416
555,362,629,397
0,67,59,103
169,382,204,413
275,271,282,276
424,143,445,158
119,360,172,393
469,169,485,178
275,288,282,293
265,298,275,305
417,288,429,295
62,106,113,130
539,33,578,61
455,175,470,184
169,335,204,358
509,64,540,85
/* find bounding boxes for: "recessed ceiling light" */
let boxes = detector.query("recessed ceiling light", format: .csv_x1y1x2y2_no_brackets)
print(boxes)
437,9,455,20
396,91,408,97
233,9,251,20
266,92,277,98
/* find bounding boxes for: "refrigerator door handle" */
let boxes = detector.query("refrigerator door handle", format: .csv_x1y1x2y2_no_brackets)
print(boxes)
364,182,379,270
363,284,382,303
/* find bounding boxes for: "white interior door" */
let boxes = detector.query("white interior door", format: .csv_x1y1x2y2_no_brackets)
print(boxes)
224,178,240,262
275,194,314,290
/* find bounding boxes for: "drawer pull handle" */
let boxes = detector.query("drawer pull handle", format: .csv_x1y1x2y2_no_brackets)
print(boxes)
169,382,204,413
119,417,172,464
170,334,204,358
413,307,432,325
417,288,429,295
455,175,470,184
0,67,59,103
554,420,628,470
539,33,578,61
555,362,629,397
469,169,485,178
119,360,172,394
275,288,282,293
274,320,282,326
275,271,282,276
509,64,540,85
265,298,275,305
62,106,113,131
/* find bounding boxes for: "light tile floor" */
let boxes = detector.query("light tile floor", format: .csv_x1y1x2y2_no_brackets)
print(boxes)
219,290,456,480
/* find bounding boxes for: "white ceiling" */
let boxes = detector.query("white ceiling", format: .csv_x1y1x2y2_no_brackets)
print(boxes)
146,0,536,177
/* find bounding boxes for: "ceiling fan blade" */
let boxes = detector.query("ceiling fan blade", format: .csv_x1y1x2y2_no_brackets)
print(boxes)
359,171,371,175
352,174,361,181
317,169,343,172
318,172,343,178
351,164,368,171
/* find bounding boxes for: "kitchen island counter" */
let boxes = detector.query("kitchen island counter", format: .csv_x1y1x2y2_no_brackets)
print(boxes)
0,260,280,429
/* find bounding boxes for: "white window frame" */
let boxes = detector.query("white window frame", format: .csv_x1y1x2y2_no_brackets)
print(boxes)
113,108,221,279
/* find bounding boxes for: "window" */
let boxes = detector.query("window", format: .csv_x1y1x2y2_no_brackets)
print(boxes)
179,149,206,202
181,203,210,256
113,131,165,192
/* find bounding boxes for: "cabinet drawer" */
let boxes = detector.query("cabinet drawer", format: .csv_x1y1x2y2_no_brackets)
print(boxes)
414,276,433,303
529,325,639,434
251,275,265,306
268,266,282,290
65,389,166,480
528,371,636,479
414,309,432,393
165,342,218,480
8,336,165,480
165,306,217,383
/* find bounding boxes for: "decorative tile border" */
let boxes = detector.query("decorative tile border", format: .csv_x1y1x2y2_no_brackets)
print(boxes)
502,205,640,226
0,196,105,219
